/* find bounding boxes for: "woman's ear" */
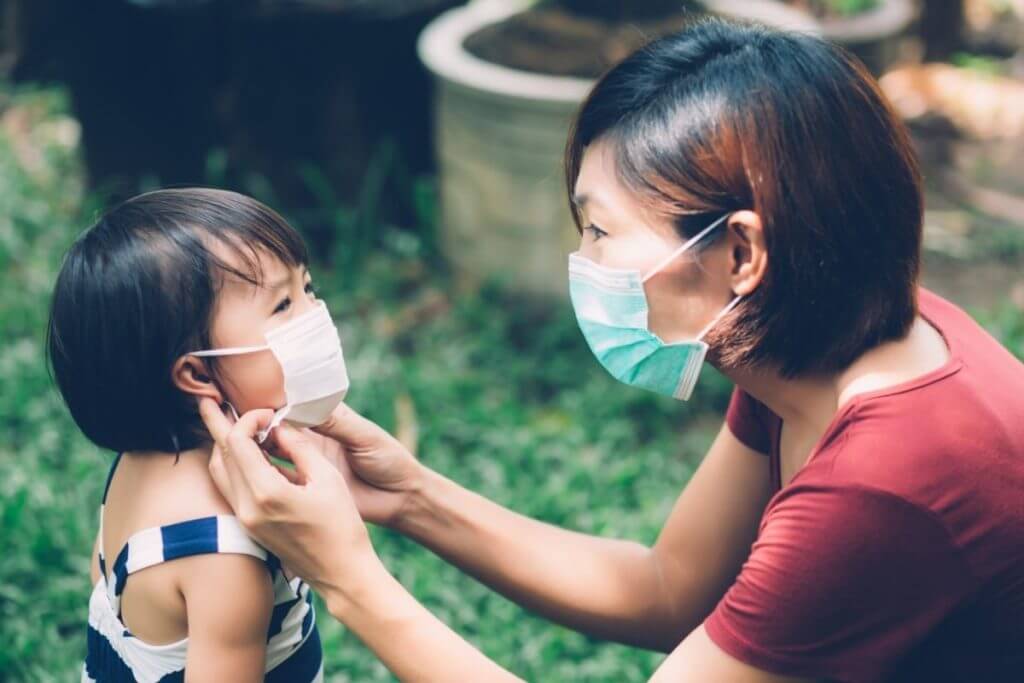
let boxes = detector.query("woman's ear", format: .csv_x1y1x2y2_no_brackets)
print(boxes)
726,210,768,296
172,355,223,403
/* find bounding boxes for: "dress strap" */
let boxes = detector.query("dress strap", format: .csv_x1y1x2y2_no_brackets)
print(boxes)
100,453,124,505
105,515,273,615
96,453,124,580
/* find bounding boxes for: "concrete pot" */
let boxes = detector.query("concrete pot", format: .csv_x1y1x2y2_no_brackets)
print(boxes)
416,0,817,296
708,0,916,73
817,0,916,74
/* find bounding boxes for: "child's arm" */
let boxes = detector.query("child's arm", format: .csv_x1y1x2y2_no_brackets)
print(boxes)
178,553,274,683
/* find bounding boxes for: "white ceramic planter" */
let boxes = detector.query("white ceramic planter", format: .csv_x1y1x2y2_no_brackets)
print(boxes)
417,0,819,296
819,0,916,73
708,0,915,73
703,0,821,31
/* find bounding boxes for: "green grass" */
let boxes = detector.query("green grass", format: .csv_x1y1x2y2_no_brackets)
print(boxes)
4,80,1024,682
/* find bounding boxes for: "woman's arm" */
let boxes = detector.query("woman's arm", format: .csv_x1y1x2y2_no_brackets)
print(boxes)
281,402,771,650
392,423,772,651
198,400,783,681
650,625,809,682
323,552,523,682
203,404,522,681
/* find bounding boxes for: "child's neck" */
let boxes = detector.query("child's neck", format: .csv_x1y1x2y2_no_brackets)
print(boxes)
124,443,214,462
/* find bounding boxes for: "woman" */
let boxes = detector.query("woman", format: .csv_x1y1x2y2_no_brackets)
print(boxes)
198,19,1024,682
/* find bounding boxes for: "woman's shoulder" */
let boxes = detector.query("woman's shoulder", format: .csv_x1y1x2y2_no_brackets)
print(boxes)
802,378,1024,583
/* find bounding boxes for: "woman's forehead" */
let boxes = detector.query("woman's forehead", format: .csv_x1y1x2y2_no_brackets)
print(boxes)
575,142,680,240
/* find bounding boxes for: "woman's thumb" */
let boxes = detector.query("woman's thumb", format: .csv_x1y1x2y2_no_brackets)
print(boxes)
312,403,377,446
275,423,332,479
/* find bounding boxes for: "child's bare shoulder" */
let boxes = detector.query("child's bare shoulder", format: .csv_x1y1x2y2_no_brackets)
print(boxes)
103,448,254,569
101,449,274,645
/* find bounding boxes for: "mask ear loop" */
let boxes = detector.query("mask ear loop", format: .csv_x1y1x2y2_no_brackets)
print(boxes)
256,408,289,444
224,400,287,445
189,345,270,358
642,212,732,284
696,295,743,341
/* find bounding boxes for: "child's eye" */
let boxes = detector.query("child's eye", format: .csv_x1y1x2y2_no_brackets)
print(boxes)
585,224,608,241
273,281,316,314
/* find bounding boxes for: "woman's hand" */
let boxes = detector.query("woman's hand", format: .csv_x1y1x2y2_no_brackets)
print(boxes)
198,398,380,596
266,402,425,528
199,399,523,682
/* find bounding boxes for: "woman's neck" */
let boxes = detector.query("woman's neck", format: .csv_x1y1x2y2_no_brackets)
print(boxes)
725,365,839,432
722,315,951,433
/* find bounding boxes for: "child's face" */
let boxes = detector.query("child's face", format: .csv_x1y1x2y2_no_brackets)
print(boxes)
200,248,318,415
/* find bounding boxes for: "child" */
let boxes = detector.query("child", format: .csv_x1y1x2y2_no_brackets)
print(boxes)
47,188,348,682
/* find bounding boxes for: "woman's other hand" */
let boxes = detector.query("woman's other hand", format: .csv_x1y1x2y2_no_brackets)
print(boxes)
268,402,425,529
198,398,379,595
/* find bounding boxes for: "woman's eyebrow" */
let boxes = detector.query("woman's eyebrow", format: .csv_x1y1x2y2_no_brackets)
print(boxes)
572,192,591,208
573,192,609,214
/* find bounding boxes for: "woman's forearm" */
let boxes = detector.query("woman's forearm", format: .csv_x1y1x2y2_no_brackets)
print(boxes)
394,467,684,650
322,555,522,683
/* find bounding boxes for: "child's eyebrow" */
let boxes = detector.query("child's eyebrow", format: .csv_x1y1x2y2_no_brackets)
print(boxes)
261,265,310,293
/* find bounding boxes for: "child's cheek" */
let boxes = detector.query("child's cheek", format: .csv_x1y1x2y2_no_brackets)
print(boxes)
227,353,288,414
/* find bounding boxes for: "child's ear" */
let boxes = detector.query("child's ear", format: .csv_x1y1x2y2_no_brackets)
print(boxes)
172,355,223,403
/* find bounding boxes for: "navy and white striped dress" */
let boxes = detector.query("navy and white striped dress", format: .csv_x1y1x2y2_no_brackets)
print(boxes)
83,454,324,682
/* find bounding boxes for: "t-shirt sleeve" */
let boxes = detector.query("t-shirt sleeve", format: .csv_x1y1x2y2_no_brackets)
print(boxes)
704,484,976,682
725,387,772,454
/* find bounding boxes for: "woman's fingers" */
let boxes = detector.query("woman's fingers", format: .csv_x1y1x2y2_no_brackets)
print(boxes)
262,428,294,463
275,423,338,482
312,401,381,449
198,397,234,443
208,443,231,499
273,462,305,485
199,398,290,514
226,411,278,488
201,399,248,507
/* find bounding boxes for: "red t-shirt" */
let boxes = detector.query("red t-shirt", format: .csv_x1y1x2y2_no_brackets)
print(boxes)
705,289,1024,682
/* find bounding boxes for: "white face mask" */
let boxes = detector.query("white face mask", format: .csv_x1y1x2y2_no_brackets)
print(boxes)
190,300,349,442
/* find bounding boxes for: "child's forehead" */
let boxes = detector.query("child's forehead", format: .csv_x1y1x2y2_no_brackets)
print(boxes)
209,240,306,291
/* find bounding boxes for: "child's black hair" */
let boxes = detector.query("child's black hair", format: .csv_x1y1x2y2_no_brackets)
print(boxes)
46,187,308,454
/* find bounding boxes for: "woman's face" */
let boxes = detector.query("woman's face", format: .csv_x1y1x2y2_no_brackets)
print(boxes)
573,140,735,343
201,248,319,414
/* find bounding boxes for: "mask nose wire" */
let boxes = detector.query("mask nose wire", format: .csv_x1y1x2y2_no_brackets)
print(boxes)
641,212,732,284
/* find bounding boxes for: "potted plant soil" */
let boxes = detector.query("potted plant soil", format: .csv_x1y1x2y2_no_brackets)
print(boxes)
787,0,916,73
418,0,817,296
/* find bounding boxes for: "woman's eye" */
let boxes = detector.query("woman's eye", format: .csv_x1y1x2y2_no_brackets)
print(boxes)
273,297,291,315
305,282,318,298
585,224,608,241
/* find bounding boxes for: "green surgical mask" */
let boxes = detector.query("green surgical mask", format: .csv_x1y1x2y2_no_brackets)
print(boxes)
568,213,740,400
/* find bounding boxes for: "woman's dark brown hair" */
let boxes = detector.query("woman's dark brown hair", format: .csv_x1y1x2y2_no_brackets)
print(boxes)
566,18,923,378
